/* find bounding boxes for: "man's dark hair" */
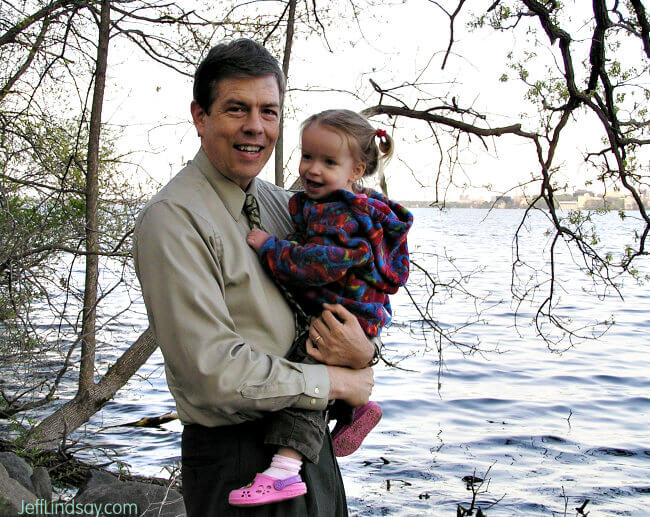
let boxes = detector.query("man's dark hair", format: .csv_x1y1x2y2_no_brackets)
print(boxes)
193,39,285,114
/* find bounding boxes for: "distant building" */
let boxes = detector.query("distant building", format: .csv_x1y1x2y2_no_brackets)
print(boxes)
401,188,647,209
558,200,579,210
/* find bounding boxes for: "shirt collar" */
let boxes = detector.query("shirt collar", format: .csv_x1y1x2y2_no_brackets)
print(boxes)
192,147,260,222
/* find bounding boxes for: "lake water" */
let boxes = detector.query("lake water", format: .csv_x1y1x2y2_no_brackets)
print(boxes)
9,208,650,515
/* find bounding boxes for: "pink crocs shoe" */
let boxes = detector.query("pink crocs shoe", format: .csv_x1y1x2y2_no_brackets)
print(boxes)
228,473,307,507
331,401,382,457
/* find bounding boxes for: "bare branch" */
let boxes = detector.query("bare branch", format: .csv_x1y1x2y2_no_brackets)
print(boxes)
262,1,290,45
362,104,537,139
0,0,78,48
428,0,468,69
629,0,650,58
0,18,51,102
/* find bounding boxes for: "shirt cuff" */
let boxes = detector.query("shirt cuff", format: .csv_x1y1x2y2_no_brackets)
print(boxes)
368,337,382,366
293,363,330,411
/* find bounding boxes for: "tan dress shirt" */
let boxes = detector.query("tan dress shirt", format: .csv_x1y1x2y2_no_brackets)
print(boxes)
134,148,330,427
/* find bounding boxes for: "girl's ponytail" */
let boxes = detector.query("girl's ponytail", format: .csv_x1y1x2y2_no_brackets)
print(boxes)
376,129,394,170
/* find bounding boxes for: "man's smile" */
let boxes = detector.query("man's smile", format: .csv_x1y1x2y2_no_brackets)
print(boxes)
234,144,264,153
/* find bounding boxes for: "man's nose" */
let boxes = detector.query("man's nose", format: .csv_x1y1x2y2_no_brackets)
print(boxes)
242,111,264,134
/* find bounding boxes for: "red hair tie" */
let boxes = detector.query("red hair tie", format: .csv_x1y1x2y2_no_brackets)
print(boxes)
376,129,387,138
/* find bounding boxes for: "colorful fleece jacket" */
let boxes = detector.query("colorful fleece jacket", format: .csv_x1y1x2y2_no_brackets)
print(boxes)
258,189,413,337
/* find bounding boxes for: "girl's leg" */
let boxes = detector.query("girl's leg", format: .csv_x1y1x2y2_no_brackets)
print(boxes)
261,447,303,479
228,405,325,507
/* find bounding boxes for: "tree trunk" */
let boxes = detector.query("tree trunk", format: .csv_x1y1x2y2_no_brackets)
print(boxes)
23,0,124,452
274,0,297,187
79,0,110,394
25,328,157,450
274,125,285,188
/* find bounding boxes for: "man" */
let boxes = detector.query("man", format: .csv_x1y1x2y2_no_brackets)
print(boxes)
134,39,376,516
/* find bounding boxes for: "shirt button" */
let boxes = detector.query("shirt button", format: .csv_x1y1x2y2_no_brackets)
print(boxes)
314,387,320,394
310,398,316,406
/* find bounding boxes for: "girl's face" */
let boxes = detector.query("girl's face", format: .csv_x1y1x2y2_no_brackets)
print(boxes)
299,124,365,200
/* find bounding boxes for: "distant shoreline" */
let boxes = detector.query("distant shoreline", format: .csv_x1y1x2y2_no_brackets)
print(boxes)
401,200,649,210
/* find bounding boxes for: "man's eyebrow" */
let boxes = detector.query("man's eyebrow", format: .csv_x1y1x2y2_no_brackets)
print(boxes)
222,99,279,109
223,99,248,106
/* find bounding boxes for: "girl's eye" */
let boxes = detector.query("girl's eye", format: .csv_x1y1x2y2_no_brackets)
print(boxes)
326,159,336,166
302,154,312,160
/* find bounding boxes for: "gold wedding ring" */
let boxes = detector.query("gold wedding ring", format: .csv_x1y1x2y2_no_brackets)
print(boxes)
314,334,323,344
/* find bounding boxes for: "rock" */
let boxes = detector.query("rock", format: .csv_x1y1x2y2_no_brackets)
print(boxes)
75,480,185,516
0,462,38,517
77,469,120,495
0,452,35,495
30,467,52,501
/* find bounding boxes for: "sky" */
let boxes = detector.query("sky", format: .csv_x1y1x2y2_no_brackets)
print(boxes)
100,0,647,202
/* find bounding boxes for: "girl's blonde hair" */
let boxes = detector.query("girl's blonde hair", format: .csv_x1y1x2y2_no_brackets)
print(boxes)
301,109,394,183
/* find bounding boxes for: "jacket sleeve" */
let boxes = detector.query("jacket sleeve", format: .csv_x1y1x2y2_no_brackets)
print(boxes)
134,201,329,423
259,235,373,286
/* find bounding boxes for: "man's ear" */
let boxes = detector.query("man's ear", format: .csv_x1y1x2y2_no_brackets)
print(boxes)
190,100,205,138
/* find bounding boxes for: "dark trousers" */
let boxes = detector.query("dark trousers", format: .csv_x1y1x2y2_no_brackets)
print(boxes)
264,334,355,464
181,420,348,516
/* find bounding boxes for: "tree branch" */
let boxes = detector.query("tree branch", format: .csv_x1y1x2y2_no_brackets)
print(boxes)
0,18,51,102
0,0,79,48
361,104,537,139
629,0,650,58
428,0,467,69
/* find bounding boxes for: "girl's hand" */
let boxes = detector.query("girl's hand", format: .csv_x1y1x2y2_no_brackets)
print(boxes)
246,228,270,252
306,303,375,369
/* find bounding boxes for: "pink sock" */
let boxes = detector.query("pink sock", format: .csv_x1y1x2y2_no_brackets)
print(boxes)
262,453,302,480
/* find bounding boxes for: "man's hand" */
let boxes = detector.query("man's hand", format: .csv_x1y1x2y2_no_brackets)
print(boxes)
326,366,374,407
246,228,270,252
307,303,375,369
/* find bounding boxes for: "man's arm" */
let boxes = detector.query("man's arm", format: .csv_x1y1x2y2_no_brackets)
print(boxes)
134,200,331,422
326,364,374,407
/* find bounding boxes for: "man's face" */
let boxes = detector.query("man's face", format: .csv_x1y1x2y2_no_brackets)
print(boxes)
191,76,280,189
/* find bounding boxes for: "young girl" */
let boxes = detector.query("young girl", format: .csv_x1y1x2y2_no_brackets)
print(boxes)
229,109,413,507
